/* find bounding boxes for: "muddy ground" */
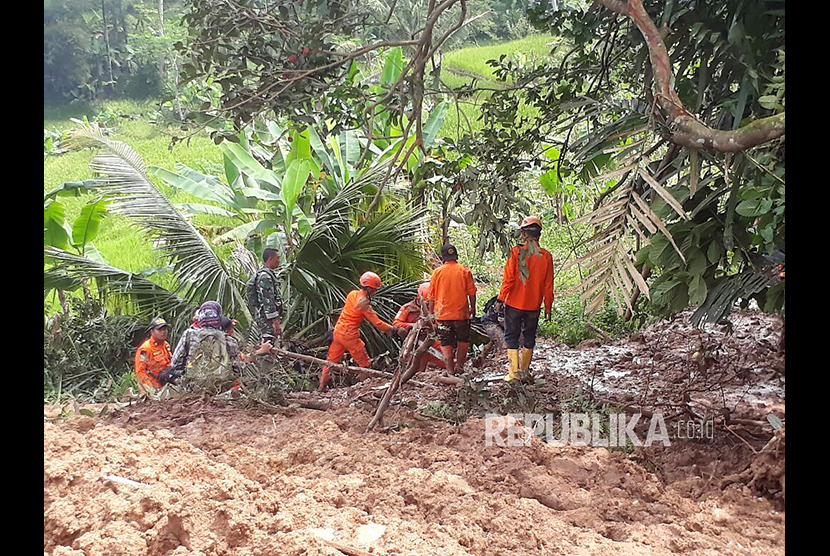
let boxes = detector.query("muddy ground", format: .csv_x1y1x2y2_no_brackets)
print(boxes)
44,310,785,555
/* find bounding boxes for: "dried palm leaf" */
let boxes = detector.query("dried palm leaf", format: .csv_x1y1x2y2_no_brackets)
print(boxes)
637,167,688,220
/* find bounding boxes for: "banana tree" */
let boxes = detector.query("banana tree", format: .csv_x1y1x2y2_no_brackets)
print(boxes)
44,192,111,261
150,130,317,257
46,124,428,356
50,123,253,328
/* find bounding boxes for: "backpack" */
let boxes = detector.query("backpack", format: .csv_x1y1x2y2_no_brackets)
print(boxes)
245,271,260,309
247,267,274,311
180,328,235,394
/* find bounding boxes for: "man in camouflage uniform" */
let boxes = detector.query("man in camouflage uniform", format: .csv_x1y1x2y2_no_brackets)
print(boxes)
249,248,284,341
170,301,246,395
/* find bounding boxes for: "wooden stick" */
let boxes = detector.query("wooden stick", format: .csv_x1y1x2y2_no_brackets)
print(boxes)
270,347,428,387
431,375,463,386
367,330,436,431
284,396,332,411
321,540,374,556
586,321,612,341
724,425,758,454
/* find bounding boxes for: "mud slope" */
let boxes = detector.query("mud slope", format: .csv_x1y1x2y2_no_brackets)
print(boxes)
45,407,782,555
45,310,784,555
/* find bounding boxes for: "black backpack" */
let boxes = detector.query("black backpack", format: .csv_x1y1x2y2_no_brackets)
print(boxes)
481,296,504,327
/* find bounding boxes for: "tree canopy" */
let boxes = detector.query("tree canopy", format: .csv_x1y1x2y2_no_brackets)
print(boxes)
47,0,785,331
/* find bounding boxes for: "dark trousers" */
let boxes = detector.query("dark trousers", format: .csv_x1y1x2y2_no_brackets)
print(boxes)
504,305,540,349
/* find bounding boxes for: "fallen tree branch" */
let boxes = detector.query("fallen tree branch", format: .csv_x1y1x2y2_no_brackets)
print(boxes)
284,394,332,411
586,321,612,342
367,319,436,431
270,347,428,387
431,375,464,386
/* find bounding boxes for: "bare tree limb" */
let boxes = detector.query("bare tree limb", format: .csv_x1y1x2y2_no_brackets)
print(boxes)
598,0,784,152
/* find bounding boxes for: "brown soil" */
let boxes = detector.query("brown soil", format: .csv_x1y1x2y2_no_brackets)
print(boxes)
44,310,784,555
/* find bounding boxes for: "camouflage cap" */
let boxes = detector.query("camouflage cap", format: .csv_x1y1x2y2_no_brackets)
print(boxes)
149,317,170,329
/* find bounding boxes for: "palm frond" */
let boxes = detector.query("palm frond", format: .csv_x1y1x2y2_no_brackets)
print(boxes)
44,246,195,337
66,124,252,325
691,270,776,327
568,156,693,316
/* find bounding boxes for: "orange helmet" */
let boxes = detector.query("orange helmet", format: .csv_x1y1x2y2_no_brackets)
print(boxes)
520,216,543,229
417,282,431,299
359,271,382,288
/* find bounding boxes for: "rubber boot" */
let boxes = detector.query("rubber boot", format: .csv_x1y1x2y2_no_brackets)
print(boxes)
505,349,519,381
520,347,534,381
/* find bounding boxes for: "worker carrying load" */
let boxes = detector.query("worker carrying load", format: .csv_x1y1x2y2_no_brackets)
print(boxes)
393,282,445,372
426,244,477,375
319,271,407,391
171,301,271,395
497,216,554,381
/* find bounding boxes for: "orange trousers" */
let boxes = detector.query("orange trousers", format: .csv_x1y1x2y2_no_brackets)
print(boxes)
321,333,372,389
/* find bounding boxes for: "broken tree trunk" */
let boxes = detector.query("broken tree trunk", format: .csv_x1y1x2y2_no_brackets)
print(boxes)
366,319,437,431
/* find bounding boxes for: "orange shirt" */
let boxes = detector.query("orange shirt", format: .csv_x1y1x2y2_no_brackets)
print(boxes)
393,300,422,329
134,338,172,389
428,261,476,321
334,289,393,338
498,242,554,313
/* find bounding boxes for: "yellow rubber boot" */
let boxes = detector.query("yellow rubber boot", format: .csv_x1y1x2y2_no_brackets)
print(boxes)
520,347,534,381
505,349,519,381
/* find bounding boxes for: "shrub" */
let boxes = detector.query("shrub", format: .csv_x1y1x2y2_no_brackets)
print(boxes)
538,295,645,347
44,298,144,403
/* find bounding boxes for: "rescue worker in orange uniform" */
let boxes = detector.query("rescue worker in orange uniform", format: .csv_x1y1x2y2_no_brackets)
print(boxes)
393,282,445,372
497,216,554,381
134,317,173,393
320,271,407,391
426,244,477,375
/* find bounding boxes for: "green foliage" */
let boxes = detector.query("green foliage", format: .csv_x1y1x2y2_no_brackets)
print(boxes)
465,0,787,323
44,194,111,258
557,390,631,451
44,297,144,403
45,0,189,101
443,34,556,81
635,152,785,321
368,0,536,49
45,118,428,361
538,295,639,347
44,129,71,157
419,400,459,422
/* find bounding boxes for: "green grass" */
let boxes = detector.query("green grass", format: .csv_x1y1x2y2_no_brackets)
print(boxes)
443,34,559,81
44,99,229,284
437,34,564,141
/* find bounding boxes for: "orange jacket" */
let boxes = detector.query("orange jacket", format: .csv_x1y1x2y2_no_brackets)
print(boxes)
393,300,422,329
498,242,554,313
334,289,394,338
428,261,477,321
134,338,172,389
394,299,443,352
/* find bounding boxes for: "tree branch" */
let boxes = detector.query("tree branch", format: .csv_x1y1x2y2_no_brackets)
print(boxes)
598,0,784,152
